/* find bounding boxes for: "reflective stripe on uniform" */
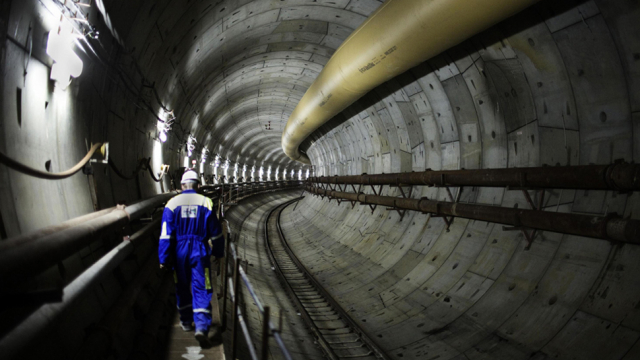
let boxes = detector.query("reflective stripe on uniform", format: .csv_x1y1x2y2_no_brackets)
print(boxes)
178,304,192,310
204,197,214,210
166,193,208,211
205,268,212,290
193,308,211,313
160,222,171,239
173,271,178,283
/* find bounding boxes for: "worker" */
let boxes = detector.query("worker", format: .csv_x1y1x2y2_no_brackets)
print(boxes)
158,169,224,343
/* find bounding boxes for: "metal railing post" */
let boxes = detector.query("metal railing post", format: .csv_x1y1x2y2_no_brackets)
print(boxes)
231,259,241,360
261,306,270,360
220,231,232,332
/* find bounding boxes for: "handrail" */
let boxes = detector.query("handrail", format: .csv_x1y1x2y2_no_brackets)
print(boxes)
218,225,293,360
232,243,293,360
206,181,304,359
205,180,304,210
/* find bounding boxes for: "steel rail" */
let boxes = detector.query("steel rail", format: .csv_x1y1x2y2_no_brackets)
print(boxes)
309,163,640,191
263,199,340,360
274,200,391,360
306,186,640,244
265,198,391,359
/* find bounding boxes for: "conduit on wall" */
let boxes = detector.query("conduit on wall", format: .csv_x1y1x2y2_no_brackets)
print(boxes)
282,0,540,164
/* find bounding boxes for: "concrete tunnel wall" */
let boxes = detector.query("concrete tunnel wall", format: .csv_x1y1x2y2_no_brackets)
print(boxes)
0,0,639,359
283,1,640,359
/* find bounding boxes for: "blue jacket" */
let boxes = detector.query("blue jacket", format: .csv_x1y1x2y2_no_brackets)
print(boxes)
158,190,223,264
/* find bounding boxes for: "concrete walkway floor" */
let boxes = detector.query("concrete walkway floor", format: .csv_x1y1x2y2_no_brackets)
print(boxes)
163,269,226,360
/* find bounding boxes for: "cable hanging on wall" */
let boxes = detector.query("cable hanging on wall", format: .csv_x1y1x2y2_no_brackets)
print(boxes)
0,143,106,180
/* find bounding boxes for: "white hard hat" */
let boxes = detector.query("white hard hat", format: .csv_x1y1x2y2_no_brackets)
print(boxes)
181,169,200,184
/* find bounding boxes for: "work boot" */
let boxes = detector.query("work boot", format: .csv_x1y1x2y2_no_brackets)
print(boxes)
181,322,195,332
195,330,208,344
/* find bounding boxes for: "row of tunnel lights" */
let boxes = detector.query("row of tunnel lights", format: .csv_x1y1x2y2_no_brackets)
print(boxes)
157,110,307,181
187,147,309,181
42,0,308,182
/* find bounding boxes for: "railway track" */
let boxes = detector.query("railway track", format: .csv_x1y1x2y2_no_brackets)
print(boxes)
265,199,390,360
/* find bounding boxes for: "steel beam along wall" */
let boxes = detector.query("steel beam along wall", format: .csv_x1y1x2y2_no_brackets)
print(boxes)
288,1,640,359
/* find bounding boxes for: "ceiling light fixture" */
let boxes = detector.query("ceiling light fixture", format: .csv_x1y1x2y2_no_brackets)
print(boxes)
158,131,167,143
186,134,197,157
157,109,174,144
47,22,83,86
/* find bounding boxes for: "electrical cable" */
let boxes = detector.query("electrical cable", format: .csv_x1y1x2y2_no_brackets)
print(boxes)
107,158,145,180
108,157,163,183
0,143,103,180
145,159,162,182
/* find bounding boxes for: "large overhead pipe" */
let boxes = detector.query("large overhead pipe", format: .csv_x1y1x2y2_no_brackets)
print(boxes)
310,163,640,191
306,186,640,245
282,0,540,164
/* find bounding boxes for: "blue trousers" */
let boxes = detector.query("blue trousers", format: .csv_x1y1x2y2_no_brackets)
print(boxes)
173,237,213,333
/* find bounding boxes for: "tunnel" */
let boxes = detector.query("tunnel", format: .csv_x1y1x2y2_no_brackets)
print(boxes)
0,0,639,359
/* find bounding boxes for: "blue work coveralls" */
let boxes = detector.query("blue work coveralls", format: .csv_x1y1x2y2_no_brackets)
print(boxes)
158,190,224,333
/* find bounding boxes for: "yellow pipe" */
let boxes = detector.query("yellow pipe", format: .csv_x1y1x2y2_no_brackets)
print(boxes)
282,0,540,164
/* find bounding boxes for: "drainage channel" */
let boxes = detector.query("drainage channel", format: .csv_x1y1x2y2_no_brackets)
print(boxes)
264,198,390,360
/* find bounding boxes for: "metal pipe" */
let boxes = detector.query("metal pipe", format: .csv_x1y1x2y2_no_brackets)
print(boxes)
309,163,640,191
0,218,161,360
0,193,176,285
306,186,640,244
0,207,115,251
282,0,540,164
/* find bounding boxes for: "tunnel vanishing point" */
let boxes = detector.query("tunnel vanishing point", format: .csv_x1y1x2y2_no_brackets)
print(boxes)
1,0,640,359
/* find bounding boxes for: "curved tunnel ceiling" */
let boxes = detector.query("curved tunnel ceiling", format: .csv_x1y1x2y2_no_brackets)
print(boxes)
118,0,382,171
118,0,639,357
1,0,639,359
